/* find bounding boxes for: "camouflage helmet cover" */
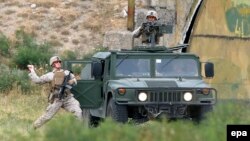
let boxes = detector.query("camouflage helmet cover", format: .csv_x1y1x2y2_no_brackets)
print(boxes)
49,56,61,66
146,10,158,20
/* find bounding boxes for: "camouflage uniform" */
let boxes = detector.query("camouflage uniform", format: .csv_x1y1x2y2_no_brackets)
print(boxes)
28,69,83,129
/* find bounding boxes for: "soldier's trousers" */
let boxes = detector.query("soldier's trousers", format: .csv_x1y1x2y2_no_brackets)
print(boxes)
33,94,83,129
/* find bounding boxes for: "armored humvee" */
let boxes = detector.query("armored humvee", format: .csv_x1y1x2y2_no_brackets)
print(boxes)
63,46,217,126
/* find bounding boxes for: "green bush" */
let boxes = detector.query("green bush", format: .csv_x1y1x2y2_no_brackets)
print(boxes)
0,33,10,56
61,50,77,60
12,68,33,94
0,64,14,93
0,64,32,94
72,65,82,75
12,29,53,69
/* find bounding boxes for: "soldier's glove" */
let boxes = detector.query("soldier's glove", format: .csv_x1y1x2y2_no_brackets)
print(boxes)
27,65,35,73
68,79,77,85
65,70,77,85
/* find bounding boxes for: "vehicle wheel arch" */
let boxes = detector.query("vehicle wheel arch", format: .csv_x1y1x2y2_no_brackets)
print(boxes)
106,91,113,104
105,91,113,117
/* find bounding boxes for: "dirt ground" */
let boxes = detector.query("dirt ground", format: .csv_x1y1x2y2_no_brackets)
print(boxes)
0,0,128,57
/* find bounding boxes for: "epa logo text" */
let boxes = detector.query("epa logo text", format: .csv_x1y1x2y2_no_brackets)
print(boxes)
231,131,247,138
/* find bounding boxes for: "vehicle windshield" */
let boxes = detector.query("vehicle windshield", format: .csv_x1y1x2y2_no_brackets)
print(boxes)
115,57,198,77
116,58,150,77
155,58,198,77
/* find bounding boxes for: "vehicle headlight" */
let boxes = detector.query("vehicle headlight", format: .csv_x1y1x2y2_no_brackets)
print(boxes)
183,92,192,101
138,92,147,102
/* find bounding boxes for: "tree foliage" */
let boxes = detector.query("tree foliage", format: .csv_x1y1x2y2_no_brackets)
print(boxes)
12,29,53,69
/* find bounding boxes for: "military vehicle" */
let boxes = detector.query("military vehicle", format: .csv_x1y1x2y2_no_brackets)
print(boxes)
61,0,219,126
63,44,217,126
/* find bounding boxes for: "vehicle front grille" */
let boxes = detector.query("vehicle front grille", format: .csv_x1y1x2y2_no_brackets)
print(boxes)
148,91,182,102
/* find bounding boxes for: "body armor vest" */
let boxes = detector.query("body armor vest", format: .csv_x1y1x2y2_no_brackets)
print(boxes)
52,71,65,89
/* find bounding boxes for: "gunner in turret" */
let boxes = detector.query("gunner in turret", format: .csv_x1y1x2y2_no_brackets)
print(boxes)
133,10,163,45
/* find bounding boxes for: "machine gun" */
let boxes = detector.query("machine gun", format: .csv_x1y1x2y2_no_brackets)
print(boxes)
58,71,73,100
141,21,173,47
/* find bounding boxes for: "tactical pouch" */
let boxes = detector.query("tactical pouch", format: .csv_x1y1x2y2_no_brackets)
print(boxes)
48,91,59,104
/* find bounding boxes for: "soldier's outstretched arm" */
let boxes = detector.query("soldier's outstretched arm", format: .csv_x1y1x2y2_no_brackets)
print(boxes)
27,65,53,84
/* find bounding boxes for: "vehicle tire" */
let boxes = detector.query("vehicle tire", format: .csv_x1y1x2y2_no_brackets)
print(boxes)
189,105,213,122
82,108,101,128
107,99,128,123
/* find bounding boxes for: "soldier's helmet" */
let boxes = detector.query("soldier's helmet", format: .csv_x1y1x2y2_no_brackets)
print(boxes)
146,10,158,20
49,56,62,66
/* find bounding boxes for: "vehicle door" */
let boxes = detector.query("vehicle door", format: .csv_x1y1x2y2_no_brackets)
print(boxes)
63,60,103,108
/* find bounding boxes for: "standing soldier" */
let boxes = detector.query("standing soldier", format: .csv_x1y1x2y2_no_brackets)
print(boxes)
133,10,163,45
28,56,83,129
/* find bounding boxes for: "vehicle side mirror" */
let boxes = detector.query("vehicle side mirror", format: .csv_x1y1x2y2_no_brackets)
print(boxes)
91,61,103,79
204,62,214,78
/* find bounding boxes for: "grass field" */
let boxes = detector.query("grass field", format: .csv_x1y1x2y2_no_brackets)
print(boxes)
1,87,250,141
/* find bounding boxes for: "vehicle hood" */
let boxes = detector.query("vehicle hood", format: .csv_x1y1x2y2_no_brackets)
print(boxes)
108,78,210,89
